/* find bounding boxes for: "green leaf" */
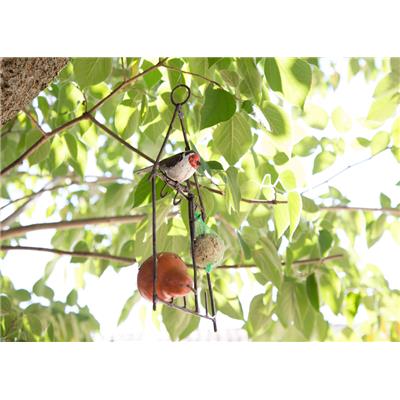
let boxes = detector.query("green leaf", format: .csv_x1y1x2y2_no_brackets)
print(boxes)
306,273,320,311
245,290,274,338
141,60,162,88
214,291,244,320
273,152,289,165
264,58,282,92
115,103,139,139
356,137,370,147
200,86,236,129
253,238,282,288
392,117,400,147
318,229,333,256
0,295,11,315
367,214,386,247
162,305,200,340
276,58,312,108
302,196,319,213
390,57,400,77
64,133,78,160
293,136,319,157
118,291,141,326
313,151,336,174
120,240,135,259
288,192,302,240
27,314,42,336
225,166,241,213
280,170,296,191
237,58,261,101
367,94,398,123
276,279,309,330
274,203,290,239
66,289,78,306
373,73,400,98
26,131,51,166
391,146,400,162
71,241,90,263
304,104,329,130
12,289,31,302
262,102,291,141
213,112,252,165
332,107,352,132
370,131,390,155
32,280,54,300
73,58,112,88
343,292,361,321
318,269,342,315
380,193,391,208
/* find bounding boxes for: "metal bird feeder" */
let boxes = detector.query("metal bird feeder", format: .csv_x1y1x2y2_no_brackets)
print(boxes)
149,84,217,332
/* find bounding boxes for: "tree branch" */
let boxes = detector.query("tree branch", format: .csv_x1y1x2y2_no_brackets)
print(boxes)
0,214,148,240
87,58,167,114
320,205,400,216
0,245,343,271
0,113,87,176
0,59,167,177
302,147,391,195
212,254,344,269
88,114,156,163
0,245,136,265
200,184,288,204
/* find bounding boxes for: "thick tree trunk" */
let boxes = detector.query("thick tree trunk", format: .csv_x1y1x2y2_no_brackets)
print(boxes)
0,57,68,126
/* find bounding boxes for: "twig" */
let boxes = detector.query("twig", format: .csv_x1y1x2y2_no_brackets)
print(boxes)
162,64,223,89
0,113,86,176
321,205,400,216
0,212,178,240
88,114,155,163
205,254,344,269
1,179,56,226
24,110,47,137
0,176,133,211
0,214,147,240
87,58,167,114
0,245,135,265
302,147,391,195
201,184,288,204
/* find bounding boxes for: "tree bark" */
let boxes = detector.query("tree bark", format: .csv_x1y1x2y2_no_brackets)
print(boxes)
0,57,69,126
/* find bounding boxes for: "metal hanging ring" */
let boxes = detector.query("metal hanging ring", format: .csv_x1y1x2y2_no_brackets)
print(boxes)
170,84,191,106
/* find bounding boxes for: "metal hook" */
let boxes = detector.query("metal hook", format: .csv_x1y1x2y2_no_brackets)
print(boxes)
160,181,169,198
170,84,191,106
173,191,182,206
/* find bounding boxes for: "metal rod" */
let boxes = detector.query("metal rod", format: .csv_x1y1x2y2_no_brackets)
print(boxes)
206,272,216,318
204,291,208,316
149,106,178,179
188,193,199,312
183,296,187,308
151,175,158,311
193,174,206,221
159,300,214,321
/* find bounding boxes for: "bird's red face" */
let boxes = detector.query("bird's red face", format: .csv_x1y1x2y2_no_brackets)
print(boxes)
188,153,201,169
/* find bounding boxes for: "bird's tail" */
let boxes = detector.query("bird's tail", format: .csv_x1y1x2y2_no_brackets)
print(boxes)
133,165,153,175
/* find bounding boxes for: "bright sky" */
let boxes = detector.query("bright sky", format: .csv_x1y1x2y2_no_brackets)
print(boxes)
1,58,399,341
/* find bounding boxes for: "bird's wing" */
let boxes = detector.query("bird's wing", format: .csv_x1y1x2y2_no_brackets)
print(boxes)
159,152,187,168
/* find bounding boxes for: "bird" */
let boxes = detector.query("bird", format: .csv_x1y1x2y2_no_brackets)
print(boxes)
137,252,194,303
135,150,201,183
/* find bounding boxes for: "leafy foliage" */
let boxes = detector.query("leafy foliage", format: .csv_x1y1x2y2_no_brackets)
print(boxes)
1,57,400,342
